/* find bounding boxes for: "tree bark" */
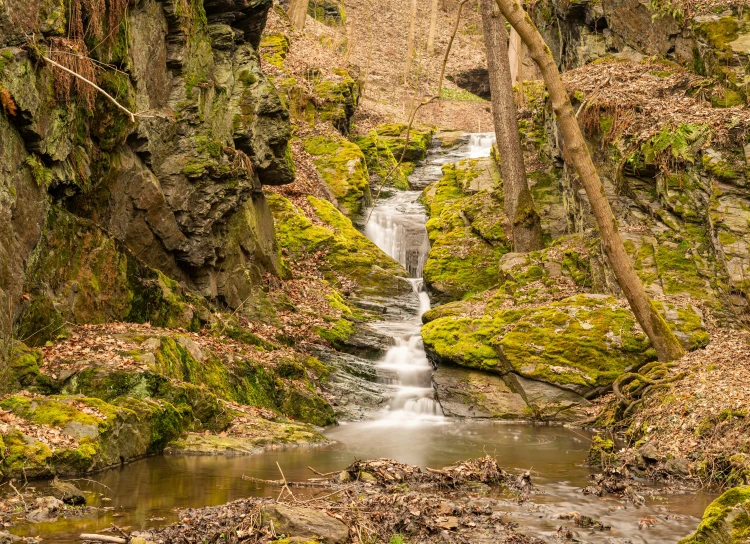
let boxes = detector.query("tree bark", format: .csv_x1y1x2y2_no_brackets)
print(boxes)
480,0,542,252
405,0,418,83
427,0,440,52
287,0,309,30
492,0,685,362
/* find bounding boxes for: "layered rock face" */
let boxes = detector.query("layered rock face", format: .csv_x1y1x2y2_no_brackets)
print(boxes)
0,0,295,335
421,2,749,420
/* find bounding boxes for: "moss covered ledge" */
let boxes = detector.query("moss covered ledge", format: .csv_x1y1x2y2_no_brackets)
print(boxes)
422,294,708,395
679,486,750,543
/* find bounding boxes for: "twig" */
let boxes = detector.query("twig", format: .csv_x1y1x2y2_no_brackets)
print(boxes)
41,56,136,123
110,524,128,540
276,462,297,503
9,481,26,511
63,478,112,491
307,466,339,477
241,475,329,488
296,484,357,504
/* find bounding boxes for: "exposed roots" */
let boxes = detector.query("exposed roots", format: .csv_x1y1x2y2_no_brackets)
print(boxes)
612,361,685,420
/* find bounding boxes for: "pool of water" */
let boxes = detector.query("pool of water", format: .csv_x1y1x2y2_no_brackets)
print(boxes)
16,420,713,542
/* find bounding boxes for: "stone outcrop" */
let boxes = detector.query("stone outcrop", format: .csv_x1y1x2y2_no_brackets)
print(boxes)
0,0,294,331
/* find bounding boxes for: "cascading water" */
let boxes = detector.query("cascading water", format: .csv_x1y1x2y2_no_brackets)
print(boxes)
466,132,496,158
361,133,499,421
363,192,441,420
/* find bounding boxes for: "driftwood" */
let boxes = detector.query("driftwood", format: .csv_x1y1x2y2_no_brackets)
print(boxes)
79,535,126,544
241,475,330,488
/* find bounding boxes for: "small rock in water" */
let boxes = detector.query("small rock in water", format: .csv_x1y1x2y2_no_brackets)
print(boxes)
50,478,86,506
25,497,64,523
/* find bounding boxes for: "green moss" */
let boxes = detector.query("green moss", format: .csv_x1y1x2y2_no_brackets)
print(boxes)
679,487,750,543
260,33,291,68
421,161,509,300
586,434,616,466
354,123,433,186
268,194,410,297
439,87,487,102
423,295,652,388
693,17,741,53
303,134,371,216
93,71,135,150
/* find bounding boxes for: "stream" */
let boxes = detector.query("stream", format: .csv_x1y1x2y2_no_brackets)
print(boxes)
17,134,716,543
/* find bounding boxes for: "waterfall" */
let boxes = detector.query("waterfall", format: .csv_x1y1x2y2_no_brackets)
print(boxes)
362,191,442,421
466,132,496,158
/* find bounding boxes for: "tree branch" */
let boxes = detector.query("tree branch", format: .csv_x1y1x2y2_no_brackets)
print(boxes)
42,56,136,124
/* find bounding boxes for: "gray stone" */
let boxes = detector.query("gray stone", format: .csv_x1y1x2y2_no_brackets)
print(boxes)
261,504,349,544
433,365,527,419
25,496,64,523
504,373,590,420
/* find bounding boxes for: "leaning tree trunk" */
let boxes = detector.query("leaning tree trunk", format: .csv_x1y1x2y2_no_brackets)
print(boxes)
480,0,542,252
287,0,309,29
492,0,684,362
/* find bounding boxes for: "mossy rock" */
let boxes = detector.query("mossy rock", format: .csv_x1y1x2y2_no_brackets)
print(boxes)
17,207,209,345
5,341,42,389
311,69,359,134
585,434,616,467
0,394,184,478
260,33,291,69
268,194,411,298
308,0,346,27
303,134,371,217
422,294,706,394
421,160,509,300
679,486,750,543
354,123,434,188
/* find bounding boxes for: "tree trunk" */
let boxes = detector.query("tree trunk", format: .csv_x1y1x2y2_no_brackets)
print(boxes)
287,0,309,30
508,27,524,105
405,0,418,83
480,0,542,252
492,0,685,362
427,0,439,52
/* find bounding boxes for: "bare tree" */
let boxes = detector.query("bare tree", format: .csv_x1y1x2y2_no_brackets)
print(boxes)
288,0,309,30
405,0,418,83
427,0,439,52
480,0,542,252
492,0,684,362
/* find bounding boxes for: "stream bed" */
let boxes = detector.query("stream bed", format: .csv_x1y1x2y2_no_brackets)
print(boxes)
15,134,716,543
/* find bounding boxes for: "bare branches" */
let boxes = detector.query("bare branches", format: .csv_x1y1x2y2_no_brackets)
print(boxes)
437,0,469,100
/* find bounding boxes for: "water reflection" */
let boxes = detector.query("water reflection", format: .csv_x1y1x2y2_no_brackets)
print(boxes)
17,422,714,543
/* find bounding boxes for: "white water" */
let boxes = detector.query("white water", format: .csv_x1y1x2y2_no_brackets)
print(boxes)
466,132,496,158
361,133,497,423
363,191,441,421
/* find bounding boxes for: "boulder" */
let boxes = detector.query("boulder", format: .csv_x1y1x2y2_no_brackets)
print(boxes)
50,478,86,506
433,365,527,419
679,486,750,543
261,504,349,543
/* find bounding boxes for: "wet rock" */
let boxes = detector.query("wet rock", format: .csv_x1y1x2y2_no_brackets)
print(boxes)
25,496,64,523
50,479,86,506
680,486,750,543
260,503,349,544
433,365,527,419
